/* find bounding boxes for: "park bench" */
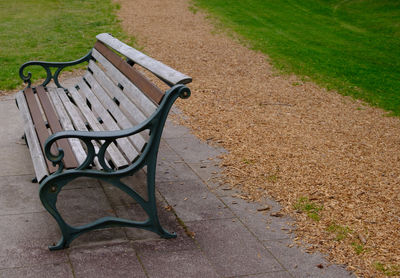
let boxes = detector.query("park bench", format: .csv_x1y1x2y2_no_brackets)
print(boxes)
15,33,192,250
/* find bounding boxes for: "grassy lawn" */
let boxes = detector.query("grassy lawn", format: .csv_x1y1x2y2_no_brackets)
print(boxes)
0,0,130,90
193,0,400,115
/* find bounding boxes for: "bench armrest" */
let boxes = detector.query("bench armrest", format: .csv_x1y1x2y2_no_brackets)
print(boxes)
19,51,92,89
44,116,151,173
45,84,191,173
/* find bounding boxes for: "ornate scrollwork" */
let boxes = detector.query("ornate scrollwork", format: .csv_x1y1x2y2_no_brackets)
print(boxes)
44,143,65,174
44,136,99,173
97,140,114,172
18,50,92,88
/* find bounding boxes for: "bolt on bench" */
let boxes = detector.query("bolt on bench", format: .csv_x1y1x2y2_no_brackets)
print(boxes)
15,33,192,250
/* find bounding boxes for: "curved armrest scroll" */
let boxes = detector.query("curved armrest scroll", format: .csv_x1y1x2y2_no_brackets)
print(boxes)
44,119,151,172
19,50,92,88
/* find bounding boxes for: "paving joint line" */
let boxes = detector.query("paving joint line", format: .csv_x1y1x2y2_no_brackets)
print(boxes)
128,240,150,278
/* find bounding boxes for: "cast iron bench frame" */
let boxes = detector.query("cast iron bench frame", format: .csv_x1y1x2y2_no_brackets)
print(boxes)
15,33,192,250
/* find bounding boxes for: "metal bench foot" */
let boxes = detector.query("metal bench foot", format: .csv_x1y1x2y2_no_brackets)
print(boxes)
49,236,69,251
154,225,177,239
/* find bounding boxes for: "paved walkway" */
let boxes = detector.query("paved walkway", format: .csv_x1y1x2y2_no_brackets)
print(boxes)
0,92,353,277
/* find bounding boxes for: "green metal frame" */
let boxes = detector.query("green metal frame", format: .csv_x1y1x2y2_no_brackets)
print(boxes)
18,53,191,250
19,51,92,89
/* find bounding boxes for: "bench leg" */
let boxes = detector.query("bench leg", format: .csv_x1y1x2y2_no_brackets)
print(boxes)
145,161,176,239
39,169,175,250
39,178,77,250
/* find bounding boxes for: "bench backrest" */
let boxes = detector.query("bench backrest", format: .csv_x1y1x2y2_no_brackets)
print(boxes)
76,33,192,165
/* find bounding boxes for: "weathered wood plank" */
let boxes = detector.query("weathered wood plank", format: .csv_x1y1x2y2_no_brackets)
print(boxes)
88,60,147,125
36,86,78,169
16,91,49,182
56,88,104,170
47,88,87,166
23,87,57,173
94,41,164,104
76,79,139,162
96,33,192,86
66,87,128,169
84,72,147,152
92,49,157,117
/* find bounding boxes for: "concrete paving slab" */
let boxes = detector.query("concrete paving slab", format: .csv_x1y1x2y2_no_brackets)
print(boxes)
101,171,148,207
0,99,24,148
210,184,243,198
156,159,200,182
0,145,35,177
158,139,182,160
0,174,44,215
115,202,182,241
264,239,353,278
71,229,127,249
164,136,224,163
0,238,68,269
221,196,294,241
0,213,60,243
162,120,193,139
69,242,146,278
187,218,283,277
238,271,292,278
62,177,101,190
0,263,74,278
131,230,197,253
158,179,233,222
57,187,115,226
0,98,35,176
139,249,219,278
188,161,222,187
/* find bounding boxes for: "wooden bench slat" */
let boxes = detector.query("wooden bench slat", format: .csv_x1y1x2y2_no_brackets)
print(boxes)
96,33,192,86
84,72,147,152
55,88,107,170
52,88,104,170
92,49,157,117
57,90,107,170
66,87,128,169
36,86,78,169
77,79,139,162
47,88,87,166
16,91,49,182
23,87,57,173
88,60,148,125
94,41,164,104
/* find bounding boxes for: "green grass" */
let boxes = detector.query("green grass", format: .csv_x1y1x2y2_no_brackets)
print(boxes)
374,262,400,277
0,0,132,90
293,197,323,221
351,241,365,255
193,0,400,115
327,222,352,241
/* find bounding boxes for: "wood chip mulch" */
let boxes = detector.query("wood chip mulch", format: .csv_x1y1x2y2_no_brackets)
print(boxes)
117,0,400,277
